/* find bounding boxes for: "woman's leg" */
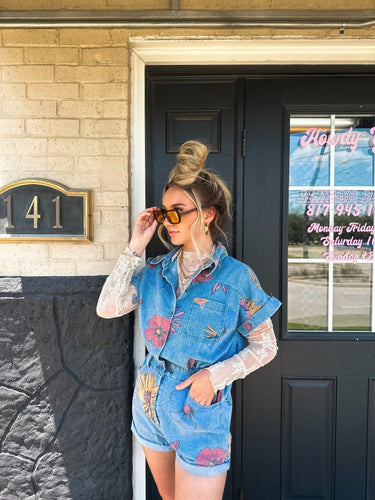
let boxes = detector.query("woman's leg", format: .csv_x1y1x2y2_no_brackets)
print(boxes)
142,446,176,500
175,460,227,500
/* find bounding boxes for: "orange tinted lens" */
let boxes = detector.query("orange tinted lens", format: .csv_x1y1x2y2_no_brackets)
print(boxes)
166,210,180,224
154,211,164,223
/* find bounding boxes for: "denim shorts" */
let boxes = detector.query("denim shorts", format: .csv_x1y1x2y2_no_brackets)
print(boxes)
131,353,232,477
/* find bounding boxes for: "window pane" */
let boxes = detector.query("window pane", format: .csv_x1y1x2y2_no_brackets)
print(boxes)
288,263,328,330
289,190,329,260
333,263,372,331
289,117,331,187
334,117,375,186
333,189,374,260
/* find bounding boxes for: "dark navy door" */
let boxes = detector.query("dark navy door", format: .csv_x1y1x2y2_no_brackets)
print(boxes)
146,67,375,500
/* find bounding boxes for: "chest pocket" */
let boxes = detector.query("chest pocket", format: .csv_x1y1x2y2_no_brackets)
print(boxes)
183,298,228,344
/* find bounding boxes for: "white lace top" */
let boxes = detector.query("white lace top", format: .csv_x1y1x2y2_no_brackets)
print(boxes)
96,247,278,392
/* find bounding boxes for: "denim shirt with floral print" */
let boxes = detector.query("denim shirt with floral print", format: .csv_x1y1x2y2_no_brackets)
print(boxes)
131,242,281,371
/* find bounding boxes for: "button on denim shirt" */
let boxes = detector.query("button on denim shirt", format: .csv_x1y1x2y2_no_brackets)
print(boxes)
131,242,281,370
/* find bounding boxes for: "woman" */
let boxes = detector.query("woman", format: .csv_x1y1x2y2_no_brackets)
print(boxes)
97,141,281,500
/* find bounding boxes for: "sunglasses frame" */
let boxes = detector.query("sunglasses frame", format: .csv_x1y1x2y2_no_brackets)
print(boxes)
154,207,198,224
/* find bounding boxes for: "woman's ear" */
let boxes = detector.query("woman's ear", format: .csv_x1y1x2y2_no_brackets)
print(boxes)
203,206,216,225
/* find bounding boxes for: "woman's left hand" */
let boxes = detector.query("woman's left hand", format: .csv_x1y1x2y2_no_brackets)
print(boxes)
175,368,215,406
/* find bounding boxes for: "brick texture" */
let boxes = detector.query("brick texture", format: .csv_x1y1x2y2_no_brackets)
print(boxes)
24,47,79,65
0,28,129,277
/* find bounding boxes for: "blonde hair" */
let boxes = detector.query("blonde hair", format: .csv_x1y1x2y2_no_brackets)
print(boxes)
157,140,231,248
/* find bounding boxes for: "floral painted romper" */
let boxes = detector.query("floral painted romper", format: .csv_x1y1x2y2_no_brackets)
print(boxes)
97,242,281,477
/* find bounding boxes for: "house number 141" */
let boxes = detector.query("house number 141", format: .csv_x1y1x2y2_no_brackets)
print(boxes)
4,195,63,229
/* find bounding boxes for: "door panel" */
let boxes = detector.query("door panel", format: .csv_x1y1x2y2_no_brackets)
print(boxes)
281,378,336,500
146,74,242,260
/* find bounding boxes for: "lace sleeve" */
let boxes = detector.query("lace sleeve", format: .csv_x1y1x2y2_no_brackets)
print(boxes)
207,318,278,392
96,247,142,319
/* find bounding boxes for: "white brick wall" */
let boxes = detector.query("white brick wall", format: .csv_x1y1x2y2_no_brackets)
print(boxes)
0,28,129,276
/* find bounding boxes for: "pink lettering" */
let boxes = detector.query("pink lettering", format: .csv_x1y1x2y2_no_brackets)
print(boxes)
349,131,360,151
340,127,360,151
327,134,340,146
300,126,360,152
318,134,327,146
312,128,321,146
300,128,317,147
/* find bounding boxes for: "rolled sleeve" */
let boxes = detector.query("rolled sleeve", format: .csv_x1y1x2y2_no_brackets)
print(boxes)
238,295,281,336
236,266,281,337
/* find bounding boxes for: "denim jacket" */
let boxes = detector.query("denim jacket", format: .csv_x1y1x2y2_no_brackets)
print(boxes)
131,242,281,371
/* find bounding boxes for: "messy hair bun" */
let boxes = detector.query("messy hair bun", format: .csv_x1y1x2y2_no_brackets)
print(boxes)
160,140,231,245
168,140,208,186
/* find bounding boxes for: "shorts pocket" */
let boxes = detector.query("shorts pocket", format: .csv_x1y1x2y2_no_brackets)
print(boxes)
183,391,230,429
185,390,226,409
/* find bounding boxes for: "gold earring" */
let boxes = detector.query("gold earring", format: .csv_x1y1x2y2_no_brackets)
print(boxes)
205,224,209,235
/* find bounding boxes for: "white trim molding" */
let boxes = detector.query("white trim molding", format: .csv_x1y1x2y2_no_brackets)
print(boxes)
129,37,375,500
130,38,375,65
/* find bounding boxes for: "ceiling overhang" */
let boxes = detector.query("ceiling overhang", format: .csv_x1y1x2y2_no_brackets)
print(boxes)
0,9,374,30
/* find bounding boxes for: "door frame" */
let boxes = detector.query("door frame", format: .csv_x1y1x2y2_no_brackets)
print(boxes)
129,37,375,500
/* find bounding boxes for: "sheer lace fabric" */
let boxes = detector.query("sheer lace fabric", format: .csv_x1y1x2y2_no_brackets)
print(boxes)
96,247,278,392
207,318,277,392
96,247,141,318
176,247,214,297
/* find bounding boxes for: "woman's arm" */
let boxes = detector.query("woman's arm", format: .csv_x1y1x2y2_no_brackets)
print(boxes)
96,206,160,319
96,248,141,318
207,318,277,392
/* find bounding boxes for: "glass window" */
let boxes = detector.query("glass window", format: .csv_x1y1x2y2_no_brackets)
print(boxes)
288,115,375,332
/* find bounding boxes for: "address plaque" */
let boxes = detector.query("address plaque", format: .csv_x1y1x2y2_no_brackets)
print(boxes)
0,179,93,242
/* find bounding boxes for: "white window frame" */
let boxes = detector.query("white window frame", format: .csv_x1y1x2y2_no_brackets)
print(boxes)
289,114,375,332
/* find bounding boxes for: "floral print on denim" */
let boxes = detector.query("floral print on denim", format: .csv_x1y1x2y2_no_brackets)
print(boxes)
131,241,280,368
248,267,261,288
204,325,219,339
240,297,262,321
169,398,212,429
192,268,212,283
170,441,180,450
196,447,228,467
144,315,170,348
137,372,159,423
193,297,209,309
132,355,234,477
169,307,185,335
211,283,228,295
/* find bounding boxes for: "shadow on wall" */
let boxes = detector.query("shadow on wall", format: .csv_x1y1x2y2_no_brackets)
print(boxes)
0,276,134,500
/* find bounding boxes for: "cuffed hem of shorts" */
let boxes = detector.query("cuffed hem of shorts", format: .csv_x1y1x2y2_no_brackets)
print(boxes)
131,422,172,452
176,454,230,477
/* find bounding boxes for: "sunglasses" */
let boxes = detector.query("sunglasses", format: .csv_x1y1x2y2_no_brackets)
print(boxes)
153,207,197,224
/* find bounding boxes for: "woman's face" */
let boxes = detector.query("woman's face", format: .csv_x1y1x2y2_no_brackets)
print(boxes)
161,186,210,252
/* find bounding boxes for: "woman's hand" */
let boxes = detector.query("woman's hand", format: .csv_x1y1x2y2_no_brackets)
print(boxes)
175,368,215,406
128,207,159,257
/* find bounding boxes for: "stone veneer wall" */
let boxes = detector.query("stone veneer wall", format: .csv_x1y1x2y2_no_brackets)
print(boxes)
0,276,134,499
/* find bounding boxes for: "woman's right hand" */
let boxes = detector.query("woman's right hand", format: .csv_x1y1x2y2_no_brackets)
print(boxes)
128,207,159,257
